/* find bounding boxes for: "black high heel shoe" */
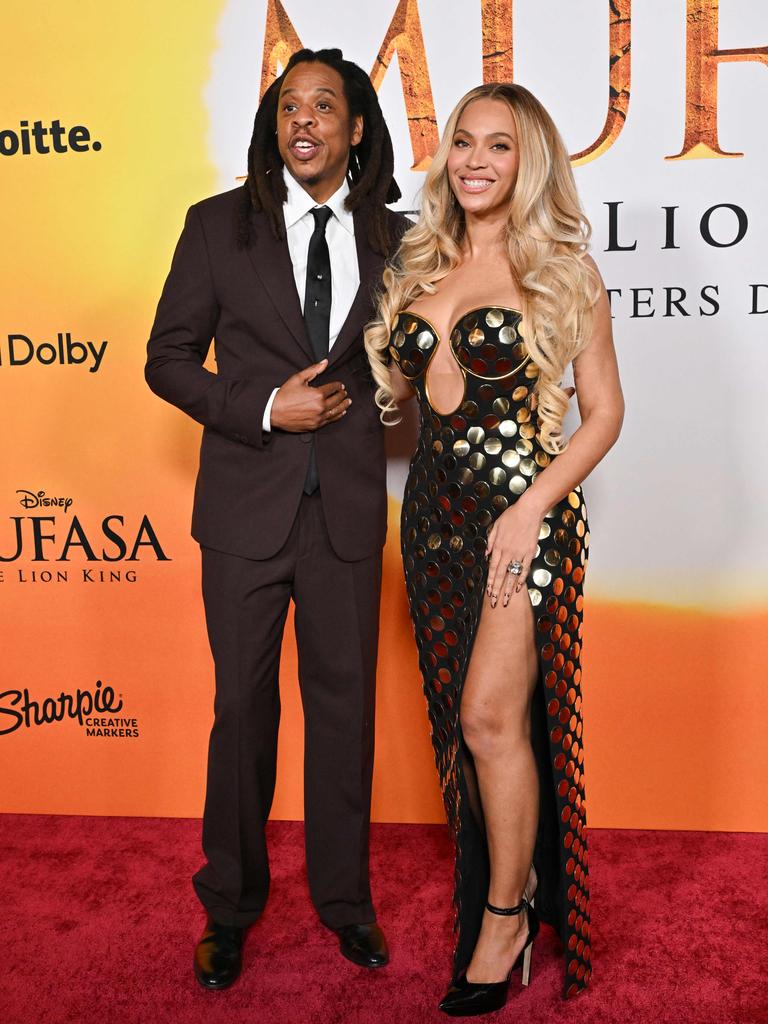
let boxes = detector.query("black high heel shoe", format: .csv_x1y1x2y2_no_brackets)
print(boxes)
438,896,540,1017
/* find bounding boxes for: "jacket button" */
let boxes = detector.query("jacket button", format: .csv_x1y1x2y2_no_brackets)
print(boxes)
300,432,312,444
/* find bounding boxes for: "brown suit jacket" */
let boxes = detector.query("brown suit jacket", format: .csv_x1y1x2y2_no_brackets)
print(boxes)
146,185,408,562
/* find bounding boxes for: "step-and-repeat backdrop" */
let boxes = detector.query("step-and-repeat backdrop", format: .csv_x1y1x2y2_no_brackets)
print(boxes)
1,1,766,830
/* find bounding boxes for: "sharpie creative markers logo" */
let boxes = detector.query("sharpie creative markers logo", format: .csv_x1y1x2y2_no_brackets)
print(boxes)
0,681,140,739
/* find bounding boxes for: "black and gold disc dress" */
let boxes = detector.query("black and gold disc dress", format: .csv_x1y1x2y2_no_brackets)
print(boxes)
390,306,591,999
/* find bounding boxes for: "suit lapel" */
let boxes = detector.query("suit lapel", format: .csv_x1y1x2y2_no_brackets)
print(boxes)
327,207,384,368
246,208,315,362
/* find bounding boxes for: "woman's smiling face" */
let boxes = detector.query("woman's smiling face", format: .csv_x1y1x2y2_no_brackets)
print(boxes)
446,97,520,216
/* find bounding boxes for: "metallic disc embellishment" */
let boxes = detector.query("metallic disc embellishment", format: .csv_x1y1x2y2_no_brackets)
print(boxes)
467,426,485,445
394,330,406,348
520,458,536,476
532,567,552,588
509,475,527,495
489,467,507,487
417,330,435,350
453,440,470,457
499,325,517,346
403,317,418,334
528,587,542,606
484,437,502,455
493,397,510,416
502,449,521,469
485,308,505,328
468,328,485,347
499,419,518,437
516,438,534,456
468,452,486,471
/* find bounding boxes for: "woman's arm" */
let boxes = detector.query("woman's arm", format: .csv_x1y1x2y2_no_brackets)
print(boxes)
485,257,624,603
519,257,624,519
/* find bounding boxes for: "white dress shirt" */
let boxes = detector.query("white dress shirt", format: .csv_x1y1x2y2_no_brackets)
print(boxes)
262,169,360,431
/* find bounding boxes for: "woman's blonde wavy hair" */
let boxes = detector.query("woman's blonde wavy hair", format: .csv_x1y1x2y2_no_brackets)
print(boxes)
365,82,600,453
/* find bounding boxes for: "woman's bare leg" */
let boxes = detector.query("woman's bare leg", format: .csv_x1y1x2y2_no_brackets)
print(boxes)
459,584,539,983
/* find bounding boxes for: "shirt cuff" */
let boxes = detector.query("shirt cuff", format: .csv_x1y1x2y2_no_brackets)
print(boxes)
262,387,280,432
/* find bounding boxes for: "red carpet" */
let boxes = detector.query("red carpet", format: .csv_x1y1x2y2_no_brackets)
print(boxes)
1,816,766,1024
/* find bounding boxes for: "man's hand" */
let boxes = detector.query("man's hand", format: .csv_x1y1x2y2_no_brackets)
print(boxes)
270,359,351,433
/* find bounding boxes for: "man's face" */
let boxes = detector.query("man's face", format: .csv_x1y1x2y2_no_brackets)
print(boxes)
277,62,363,202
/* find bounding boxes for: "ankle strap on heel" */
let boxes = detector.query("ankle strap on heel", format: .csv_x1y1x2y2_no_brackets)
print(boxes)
485,897,529,916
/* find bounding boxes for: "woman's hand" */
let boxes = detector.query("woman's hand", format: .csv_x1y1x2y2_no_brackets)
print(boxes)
485,500,544,608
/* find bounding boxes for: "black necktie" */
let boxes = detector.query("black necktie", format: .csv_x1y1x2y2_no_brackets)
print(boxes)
304,206,333,360
302,206,333,494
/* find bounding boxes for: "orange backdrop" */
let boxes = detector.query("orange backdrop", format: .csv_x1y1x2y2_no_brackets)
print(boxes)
1,0,766,834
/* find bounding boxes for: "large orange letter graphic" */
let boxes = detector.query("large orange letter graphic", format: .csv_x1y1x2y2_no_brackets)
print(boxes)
260,0,303,99
482,0,514,83
370,0,439,171
571,1,632,165
480,1,632,167
668,0,768,160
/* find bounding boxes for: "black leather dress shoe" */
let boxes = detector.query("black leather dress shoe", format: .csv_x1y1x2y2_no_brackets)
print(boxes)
193,916,245,990
334,922,389,968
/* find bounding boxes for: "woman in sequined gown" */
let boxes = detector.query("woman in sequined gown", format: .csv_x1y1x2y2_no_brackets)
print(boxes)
366,85,623,1013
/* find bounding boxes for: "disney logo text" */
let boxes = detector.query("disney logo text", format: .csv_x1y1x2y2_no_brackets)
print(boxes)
17,490,73,513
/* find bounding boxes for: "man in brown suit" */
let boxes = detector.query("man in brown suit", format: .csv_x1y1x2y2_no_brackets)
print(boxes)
145,48,408,989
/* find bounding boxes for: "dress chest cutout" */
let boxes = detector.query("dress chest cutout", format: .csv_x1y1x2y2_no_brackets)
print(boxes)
389,306,531,417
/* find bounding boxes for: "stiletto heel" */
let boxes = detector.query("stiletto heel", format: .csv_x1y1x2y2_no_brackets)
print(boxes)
520,897,534,986
438,896,540,1016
